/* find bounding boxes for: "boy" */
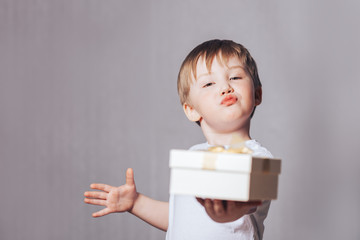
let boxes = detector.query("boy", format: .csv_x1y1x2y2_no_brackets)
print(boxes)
84,39,273,239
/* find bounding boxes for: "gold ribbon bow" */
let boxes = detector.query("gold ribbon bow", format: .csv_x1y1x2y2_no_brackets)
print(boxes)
208,133,253,154
202,134,253,170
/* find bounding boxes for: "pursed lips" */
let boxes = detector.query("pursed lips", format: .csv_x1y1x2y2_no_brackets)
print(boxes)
221,94,238,106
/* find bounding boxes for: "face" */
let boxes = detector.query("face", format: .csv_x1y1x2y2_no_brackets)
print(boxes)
184,55,262,133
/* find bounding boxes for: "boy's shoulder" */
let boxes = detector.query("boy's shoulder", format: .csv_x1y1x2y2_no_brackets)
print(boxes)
245,140,273,158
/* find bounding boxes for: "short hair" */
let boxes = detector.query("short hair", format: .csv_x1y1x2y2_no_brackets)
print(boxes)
177,39,262,106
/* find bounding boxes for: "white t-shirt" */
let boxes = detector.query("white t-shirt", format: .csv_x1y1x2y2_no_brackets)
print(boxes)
166,140,273,240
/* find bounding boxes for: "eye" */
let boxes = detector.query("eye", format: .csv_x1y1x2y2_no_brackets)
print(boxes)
230,77,242,80
202,82,214,88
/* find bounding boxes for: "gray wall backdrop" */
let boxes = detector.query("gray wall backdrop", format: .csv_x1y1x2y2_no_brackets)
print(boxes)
1,1,359,239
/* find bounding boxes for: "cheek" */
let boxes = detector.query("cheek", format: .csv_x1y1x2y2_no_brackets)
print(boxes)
236,84,255,99
196,91,215,103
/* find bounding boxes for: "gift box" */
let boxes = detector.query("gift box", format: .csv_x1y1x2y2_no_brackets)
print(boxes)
169,149,281,201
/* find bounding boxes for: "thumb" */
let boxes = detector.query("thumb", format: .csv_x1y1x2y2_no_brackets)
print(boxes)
125,168,135,186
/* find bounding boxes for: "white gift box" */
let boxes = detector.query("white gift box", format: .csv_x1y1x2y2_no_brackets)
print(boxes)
169,149,281,201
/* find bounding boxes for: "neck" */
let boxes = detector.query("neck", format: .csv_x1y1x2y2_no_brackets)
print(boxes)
200,120,252,145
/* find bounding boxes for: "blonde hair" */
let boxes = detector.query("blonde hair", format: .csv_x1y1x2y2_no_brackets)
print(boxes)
177,39,262,105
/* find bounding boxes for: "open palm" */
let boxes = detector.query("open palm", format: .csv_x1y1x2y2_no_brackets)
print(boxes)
84,168,138,217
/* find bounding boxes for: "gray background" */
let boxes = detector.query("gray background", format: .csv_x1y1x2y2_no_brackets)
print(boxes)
1,0,359,239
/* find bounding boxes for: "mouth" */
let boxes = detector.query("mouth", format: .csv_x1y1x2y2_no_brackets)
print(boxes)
221,95,238,106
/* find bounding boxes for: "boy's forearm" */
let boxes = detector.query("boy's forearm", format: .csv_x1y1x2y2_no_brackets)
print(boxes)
129,193,169,231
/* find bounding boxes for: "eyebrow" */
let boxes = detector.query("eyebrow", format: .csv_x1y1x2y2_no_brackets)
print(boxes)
196,65,245,80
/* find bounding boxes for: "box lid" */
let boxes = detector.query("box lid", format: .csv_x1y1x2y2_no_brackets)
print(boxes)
169,149,281,174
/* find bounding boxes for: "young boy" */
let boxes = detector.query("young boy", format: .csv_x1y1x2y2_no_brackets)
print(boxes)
84,39,274,240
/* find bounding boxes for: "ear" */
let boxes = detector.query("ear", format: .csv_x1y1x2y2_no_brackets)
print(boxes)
254,87,262,106
183,103,201,122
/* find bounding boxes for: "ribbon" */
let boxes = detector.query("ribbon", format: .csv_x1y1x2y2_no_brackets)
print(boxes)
202,133,253,170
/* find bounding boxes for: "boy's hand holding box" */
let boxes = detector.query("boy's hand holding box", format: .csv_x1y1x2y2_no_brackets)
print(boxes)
169,144,281,201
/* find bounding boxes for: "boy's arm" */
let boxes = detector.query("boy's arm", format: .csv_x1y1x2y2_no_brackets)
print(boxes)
129,193,169,231
84,168,169,231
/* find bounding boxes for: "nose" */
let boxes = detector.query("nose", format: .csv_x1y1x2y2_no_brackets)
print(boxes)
221,84,234,95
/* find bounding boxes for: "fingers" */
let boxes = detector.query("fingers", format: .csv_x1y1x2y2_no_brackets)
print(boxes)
204,199,215,216
227,200,236,212
90,183,112,193
232,200,261,215
202,199,261,215
236,200,262,208
213,200,225,215
247,207,258,214
242,201,260,214
248,200,262,205
196,197,205,206
84,191,107,200
198,199,226,216
84,198,106,206
199,199,262,222
92,208,111,218
125,168,135,186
